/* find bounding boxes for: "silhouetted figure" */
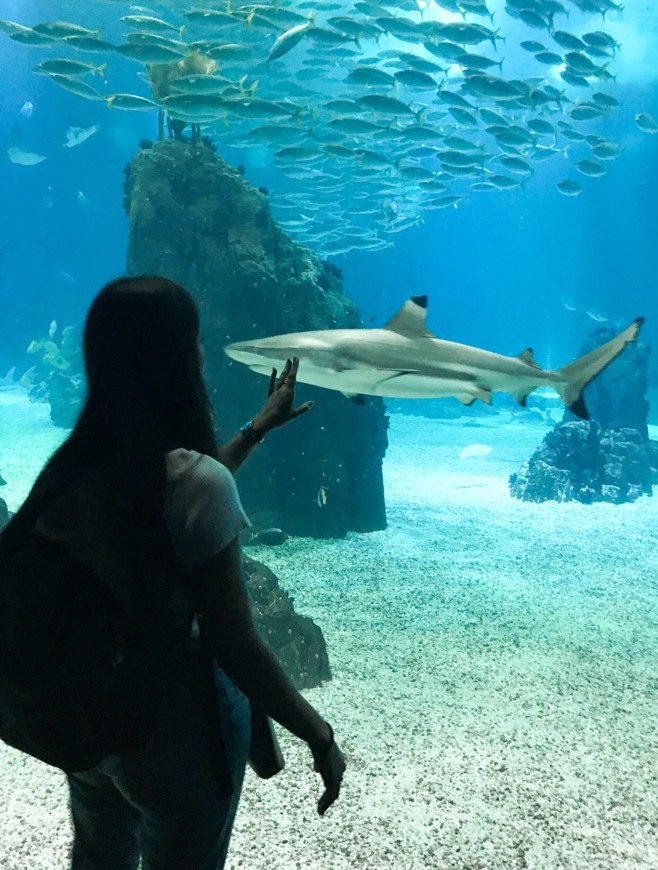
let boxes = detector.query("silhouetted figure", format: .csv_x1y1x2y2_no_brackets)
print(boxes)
3,276,345,869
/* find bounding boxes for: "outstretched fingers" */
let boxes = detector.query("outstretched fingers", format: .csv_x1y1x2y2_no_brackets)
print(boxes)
267,368,278,397
292,399,314,418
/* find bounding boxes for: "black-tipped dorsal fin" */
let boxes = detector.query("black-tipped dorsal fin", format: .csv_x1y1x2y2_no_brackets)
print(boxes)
518,347,541,369
383,296,435,338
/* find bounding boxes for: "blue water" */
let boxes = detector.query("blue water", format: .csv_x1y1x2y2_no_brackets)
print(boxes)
2,3,658,866
0,0,657,380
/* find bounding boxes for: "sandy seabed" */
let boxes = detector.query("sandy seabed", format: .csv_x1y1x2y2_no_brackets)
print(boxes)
1,385,657,869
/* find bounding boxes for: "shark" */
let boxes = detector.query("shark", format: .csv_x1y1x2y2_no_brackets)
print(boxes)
224,296,644,419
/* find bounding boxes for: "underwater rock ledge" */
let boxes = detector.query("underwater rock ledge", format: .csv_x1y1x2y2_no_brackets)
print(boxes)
509,422,657,504
125,139,388,538
511,323,654,505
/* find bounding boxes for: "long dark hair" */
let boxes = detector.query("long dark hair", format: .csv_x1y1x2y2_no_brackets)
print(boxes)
6,276,219,602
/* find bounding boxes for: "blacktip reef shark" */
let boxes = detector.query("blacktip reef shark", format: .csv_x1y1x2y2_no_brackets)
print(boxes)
225,296,644,419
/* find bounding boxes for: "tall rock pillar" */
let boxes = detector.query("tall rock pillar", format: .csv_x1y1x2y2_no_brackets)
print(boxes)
124,140,388,537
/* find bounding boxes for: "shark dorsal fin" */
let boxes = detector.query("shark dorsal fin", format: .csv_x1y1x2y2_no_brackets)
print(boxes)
383,296,435,338
517,347,541,369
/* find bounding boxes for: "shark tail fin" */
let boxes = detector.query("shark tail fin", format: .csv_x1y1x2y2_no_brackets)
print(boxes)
555,317,644,420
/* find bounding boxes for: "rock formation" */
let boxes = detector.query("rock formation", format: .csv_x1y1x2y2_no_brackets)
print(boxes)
509,422,657,504
125,139,388,537
244,555,330,689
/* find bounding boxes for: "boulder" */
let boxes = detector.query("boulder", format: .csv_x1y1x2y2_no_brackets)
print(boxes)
510,422,656,504
245,555,330,690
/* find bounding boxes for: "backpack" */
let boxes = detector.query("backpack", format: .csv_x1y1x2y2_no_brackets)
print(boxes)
0,507,188,773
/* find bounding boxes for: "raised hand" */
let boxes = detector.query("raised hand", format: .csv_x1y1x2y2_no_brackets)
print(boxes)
254,357,314,434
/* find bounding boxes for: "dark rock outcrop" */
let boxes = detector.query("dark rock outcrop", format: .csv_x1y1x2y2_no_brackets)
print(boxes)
125,139,388,537
245,555,330,689
510,422,656,504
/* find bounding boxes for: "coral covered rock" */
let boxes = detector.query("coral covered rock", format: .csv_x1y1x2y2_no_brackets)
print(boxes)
510,422,656,504
21,325,85,429
125,139,388,537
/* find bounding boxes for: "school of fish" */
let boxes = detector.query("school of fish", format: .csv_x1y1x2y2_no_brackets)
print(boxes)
2,0,651,257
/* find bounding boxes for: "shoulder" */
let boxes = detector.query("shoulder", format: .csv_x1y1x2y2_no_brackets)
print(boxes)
165,449,232,489
163,450,249,568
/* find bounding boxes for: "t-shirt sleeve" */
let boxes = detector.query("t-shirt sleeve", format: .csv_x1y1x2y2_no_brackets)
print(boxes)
164,452,250,571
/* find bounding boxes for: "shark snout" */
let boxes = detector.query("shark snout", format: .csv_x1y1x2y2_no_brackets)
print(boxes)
224,341,257,364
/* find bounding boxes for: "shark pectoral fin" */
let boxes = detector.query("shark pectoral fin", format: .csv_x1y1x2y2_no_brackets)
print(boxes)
375,369,421,388
512,387,533,407
382,295,437,339
517,347,541,369
341,392,366,404
458,387,492,406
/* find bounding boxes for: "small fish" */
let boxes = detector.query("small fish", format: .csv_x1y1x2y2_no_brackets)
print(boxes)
534,50,563,65
635,113,658,134
560,294,577,311
556,179,582,197
34,59,106,78
106,94,159,111
249,528,289,546
586,310,608,323
268,22,311,62
62,35,116,52
8,24,57,46
459,444,493,459
48,75,104,101
551,30,586,51
48,320,57,338
591,92,618,109
564,51,602,76
520,40,546,52
121,14,183,34
569,104,605,122
576,159,606,178
317,485,329,507
33,20,99,39
19,100,34,118
590,142,622,160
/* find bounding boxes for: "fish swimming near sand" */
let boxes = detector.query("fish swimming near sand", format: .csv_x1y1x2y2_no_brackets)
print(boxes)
249,528,289,546
459,444,493,459
225,296,644,420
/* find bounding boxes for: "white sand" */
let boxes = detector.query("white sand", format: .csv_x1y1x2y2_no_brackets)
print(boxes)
1,386,657,869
